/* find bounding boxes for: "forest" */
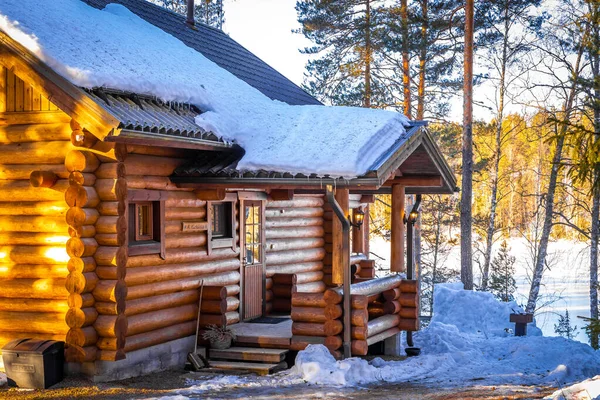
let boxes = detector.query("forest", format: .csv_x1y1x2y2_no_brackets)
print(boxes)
151,0,598,344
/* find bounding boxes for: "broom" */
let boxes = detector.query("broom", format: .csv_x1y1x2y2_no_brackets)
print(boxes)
187,280,209,370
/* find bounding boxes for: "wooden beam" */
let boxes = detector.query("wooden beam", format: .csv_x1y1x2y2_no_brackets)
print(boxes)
384,176,442,187
269,189,294,201
195,188,226,201
104,130,232,152
0,37,119,138
359,194,374,204
391,185,405,273
332,188,349,285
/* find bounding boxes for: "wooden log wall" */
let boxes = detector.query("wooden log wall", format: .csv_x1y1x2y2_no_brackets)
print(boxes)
0,81,73,351
119,145,241,356
290,276,419,357
265,195,326,314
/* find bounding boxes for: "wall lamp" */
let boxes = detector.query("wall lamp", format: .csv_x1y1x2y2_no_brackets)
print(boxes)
350,207,365,228
404,194,422,225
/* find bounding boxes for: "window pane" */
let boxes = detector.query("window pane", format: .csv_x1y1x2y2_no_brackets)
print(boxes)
253,224,260,244
246,245,254,264
137,204,152,238
253,245,260,263
245,206,253,225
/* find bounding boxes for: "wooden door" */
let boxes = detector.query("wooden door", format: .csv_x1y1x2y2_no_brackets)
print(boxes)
242,201,265,321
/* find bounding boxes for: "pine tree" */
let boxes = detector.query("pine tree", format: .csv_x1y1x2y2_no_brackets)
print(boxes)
554,310,577,340
488,240,516,302
150,0,225,29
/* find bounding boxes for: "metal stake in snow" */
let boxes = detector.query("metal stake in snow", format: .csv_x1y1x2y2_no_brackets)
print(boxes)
326,185,352,359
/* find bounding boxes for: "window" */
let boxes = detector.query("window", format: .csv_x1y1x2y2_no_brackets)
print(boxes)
209,201,235,252
128,191,165,258
244,202,261,265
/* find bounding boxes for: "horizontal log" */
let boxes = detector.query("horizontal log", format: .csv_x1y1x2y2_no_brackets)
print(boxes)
0,311,68,334
326,275,402,299
97,201,119,216
271,297,290,312
265,207,324,219
199,311,239,327
0,123,71,144
65,345,97,363
66,237,98,258
398,318,419,331
265,217,322,229
265,226,324,240
351,340,368,356
294,281,326,294
0,201,67,216
95,179,127,201
399,306,418,319
97,335,125,351
29,170,58,188
384,300,401,315
95,162,125,179
267,197,324,208
68,171,96,187
266,261,323,277
266,238,325,253
291,293,326,308
272,285,293,298
94,314,127,338
357,267,375,279
265,277,273,290
398,293,419,307
226,296,239,312
0,297,69,313
352,326,368,340
367,314,401,338
383,288,401,301
399,280,418,293
351,309,368,327
68,293,94,308
65,307,98,328
201,299,227,314
66,326,97,347
127,304,197,336
165,208,207,221
351,295,369,310
0,245,69,265
97,349,126,361
368,303,386,319
124,154,186,176
0,278,68,299
126,271,240,300
125,258,239,286
65,185,99,208
69,225,96,239
67,257,96,273
93,279,127,302
127,175,187,191
1,141,73,164
124,321,196,353
367,327,400,346
0,180,69,201
95,233,120,246
65,271,99,294
165,232,208,249
266,248,325,266
291,305,342,323
0,263,68,279
95,301,123,315
125,290,198,316
126,247,238,268
65,150,100,172
291,321,342,337
202,286,227,300
94,246,127,267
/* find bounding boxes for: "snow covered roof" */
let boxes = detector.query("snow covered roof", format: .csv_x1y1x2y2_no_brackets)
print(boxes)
0,0,444,180
82,0,322,107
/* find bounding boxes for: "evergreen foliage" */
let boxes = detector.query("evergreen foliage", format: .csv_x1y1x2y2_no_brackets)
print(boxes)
150,0,225,29
488,240,516,302
554,310,577,340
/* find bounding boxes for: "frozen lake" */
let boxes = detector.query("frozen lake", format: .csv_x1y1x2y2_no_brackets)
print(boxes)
369,237,592,343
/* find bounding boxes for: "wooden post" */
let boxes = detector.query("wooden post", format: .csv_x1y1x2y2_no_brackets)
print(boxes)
391,185,405,273
363,204,370,256
332,189,350,285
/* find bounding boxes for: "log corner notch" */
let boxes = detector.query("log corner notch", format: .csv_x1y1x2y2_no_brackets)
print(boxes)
30,170,58,188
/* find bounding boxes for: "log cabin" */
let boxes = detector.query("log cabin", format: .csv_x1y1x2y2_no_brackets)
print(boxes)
0,0,457,380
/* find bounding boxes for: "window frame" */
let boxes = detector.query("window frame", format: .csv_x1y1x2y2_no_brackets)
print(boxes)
208,198,237,255
127,190,166,259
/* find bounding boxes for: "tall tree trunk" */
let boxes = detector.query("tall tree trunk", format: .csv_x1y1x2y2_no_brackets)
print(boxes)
525,33,587,313
591,181,599,348
482,11,509,291
401,0,411,118
460,0,475,290
416,0,428,120
364,0,372,108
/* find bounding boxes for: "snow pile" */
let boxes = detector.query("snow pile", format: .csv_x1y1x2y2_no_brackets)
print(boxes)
0,0,410,178
0,372,6,387
545,375,600,399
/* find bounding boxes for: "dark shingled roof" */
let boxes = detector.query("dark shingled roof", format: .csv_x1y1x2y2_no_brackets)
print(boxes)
82,0,322,106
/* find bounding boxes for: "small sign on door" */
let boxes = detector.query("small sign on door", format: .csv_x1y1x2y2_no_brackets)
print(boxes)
182,221,208,232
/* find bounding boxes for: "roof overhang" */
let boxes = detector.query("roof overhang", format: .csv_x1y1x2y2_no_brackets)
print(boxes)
171,124,458,195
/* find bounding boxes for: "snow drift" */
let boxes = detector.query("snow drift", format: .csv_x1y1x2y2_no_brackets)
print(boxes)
0,0,410,178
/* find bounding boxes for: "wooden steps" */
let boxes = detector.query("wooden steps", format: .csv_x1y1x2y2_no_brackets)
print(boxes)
234,335,291,349
210,346,288,363
208,360,288,376
206,345,290,375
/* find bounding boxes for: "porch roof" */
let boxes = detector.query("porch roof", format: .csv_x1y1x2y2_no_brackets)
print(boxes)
171,123,458,195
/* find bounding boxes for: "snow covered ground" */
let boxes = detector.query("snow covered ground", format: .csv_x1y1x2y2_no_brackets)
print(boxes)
151,283,600,398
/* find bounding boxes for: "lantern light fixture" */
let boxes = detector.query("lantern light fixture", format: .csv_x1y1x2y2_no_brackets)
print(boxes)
350,208,365,228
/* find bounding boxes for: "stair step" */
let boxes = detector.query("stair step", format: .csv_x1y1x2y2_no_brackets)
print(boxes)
234,335,290,349
210,347,288,363
208,360,288,376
